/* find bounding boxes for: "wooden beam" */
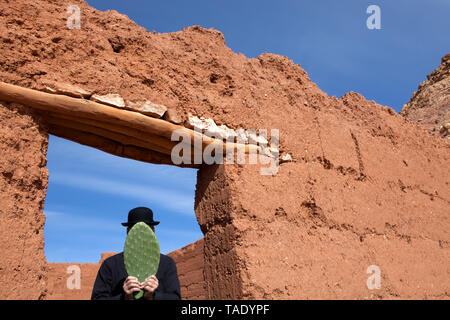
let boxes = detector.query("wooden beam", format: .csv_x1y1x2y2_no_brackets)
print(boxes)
0,81,260,155
42,111,182,154
45,115,174,156
48,124,199,168
0,81,184,138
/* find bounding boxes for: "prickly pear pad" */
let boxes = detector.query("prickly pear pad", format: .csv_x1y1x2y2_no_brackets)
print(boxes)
124,222,160,299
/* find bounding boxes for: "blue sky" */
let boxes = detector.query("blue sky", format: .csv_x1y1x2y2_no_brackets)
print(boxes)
44,0,449,262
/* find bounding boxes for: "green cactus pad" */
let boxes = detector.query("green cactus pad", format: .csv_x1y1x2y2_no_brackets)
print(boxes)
124,222,160,299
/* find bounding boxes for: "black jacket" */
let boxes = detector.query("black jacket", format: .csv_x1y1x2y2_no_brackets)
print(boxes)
91,252,181,300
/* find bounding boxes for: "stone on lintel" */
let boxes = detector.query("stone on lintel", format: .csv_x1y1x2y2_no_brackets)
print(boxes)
91,94,126,108
125,100,167,118
43,83,92,99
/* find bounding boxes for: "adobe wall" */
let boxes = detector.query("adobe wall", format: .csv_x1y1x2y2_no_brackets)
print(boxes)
0,102,49,299
216,94,450,299
196,165,243,299
167,239,207,299
0,0,449,300
46,262,99,300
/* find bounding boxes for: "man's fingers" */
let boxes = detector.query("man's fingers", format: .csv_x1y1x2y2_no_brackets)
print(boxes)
123,276,145,296
128,286,141,293
142,278,159,292
128,279,140,284
125,286,141,294
126,276,138,282
145,280,158,288
127,282,140,289
143,285,156,293
125,278,140,288
142,279,158,289
125,286,140,293
126,283,140,291
132,275,159,292
124,281,141,293
146,277,158,284
142,281,156,289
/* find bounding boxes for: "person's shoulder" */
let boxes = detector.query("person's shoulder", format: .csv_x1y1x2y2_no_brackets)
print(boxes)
159,253,176,265
101,252,124,266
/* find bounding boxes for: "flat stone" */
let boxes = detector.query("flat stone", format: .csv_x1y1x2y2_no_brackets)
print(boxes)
91,94,125,108
188,115,209,131
220,125,238,140
247,131,268,145
163,107,182,124
439,120,450,137
188,115,274,145
280,153,293,162
189,115,235,140
43,83,92,98
235,128,248,144
125,100,167,118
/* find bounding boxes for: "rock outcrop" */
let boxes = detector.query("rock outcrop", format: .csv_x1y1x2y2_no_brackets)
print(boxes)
401,53,450,140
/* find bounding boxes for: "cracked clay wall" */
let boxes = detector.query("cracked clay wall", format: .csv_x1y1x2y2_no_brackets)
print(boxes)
0,102,49,299
217,93,450,299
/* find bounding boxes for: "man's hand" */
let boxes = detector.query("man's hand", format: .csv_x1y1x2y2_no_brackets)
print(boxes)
141,275,159,300
123,276,141,300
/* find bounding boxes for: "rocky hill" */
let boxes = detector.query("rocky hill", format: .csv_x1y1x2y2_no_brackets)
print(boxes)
401,53,450,140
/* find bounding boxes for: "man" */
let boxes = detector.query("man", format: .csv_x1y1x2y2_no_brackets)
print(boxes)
91,207,181,300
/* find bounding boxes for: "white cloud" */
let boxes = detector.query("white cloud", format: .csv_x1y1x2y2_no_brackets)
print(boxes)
156,227,203,238
44,210,121,232
49,172,195,215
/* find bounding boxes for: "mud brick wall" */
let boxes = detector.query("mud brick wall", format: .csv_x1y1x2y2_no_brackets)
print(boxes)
167,239,206,300
195,165,244,299
220,110,450,299
46,262,99,300
0,102,49,299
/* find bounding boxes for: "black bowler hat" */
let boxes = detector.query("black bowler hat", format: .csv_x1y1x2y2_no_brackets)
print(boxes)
121,207,160,227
